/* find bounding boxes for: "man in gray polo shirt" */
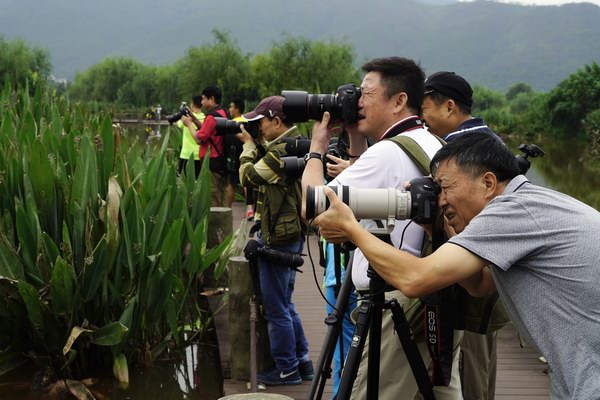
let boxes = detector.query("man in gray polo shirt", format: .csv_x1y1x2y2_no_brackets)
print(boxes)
313,131,600,399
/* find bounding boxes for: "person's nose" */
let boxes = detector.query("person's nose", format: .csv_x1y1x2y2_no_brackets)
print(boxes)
438,190,448,209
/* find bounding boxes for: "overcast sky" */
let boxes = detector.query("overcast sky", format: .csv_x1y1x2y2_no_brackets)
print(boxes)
492,0,600,5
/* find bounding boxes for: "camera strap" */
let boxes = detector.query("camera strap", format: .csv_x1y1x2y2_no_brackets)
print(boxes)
380,115,424,140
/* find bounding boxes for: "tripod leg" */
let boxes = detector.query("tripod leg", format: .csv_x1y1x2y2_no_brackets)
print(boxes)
336,299,372,400
307,263,355,400
387,299,436,400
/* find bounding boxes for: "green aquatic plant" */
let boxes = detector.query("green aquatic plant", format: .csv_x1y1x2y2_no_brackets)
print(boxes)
0,84,231,390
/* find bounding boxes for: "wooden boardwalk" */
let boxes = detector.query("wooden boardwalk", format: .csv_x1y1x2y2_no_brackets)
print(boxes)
219,202,550,399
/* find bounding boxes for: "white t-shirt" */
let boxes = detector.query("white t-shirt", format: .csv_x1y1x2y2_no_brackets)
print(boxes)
329,124,442,290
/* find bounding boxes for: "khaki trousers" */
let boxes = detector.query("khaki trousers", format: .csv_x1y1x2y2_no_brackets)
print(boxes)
460,330,498,400
209,170,227,207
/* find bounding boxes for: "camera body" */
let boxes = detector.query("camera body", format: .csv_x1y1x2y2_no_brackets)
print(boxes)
214,117,261,138
306,176,440,225
281,137,345,181
281,84,361,123
166,102,191,124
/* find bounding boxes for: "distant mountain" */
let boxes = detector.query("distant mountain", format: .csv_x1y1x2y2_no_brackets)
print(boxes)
1,0,599,91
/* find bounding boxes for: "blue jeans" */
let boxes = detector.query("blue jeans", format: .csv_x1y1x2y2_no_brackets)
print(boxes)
258,233,309,371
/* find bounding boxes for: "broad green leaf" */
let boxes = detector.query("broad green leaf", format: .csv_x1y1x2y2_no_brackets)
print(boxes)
15,203,41,281
148,271,172,325
203,235,233,277
81,238,107,302
70,136,99,269
100,116,115,193
42,232,60,266
165,297,179,345
91,321,128,346
118,296,137,330
28,140,58,240
50,257,75,315
0,233,25,280
159,219,183,270
147,191,171,255
17,281,44,335
21,110,37,144
63,326,93,355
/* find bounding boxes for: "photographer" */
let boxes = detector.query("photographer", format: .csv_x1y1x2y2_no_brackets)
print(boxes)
182,85,227,207
314,132,600,399
237,96,313,386
302,57,462,399
421,71,509,400
227,98,255,220
175,95,205,177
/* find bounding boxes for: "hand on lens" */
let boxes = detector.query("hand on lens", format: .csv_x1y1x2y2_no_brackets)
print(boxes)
236,125,253,144
313,187,357,243
310,112,332,153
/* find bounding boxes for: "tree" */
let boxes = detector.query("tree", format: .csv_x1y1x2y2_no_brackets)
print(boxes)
0,35,52,90
68,57,160,107
472,85,507,114
505,82,533,101
249,35,361,99
546,62,600,137
173,30,249,106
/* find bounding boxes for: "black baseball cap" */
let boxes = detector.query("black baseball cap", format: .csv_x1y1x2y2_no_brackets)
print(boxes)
424,71,473,108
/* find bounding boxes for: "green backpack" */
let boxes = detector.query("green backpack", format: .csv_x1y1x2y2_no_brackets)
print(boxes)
386,135,511,334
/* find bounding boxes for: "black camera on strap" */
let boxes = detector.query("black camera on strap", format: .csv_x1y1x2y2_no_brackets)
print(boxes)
243,239,304,273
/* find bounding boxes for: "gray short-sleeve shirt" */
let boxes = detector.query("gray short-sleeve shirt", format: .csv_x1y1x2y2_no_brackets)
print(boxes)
450,175,600,399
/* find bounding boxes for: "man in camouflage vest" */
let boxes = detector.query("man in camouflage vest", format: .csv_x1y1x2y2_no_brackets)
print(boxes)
237,96,313,386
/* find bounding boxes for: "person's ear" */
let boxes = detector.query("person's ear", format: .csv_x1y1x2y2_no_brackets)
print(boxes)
482,171,498,200
394,92,408,112
446,99,457,116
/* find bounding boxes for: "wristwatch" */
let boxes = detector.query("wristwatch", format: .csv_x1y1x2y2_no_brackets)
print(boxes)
303,152,323,163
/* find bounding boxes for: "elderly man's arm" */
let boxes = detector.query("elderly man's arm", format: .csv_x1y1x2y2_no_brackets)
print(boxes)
314,187,495,298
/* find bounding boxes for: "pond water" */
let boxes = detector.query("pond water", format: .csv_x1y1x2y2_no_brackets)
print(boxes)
505,135,600,210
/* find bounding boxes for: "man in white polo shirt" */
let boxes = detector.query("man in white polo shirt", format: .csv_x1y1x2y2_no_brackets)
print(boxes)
302,56,463,399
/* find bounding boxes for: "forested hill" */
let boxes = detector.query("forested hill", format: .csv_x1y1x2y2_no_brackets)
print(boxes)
2,0,599,91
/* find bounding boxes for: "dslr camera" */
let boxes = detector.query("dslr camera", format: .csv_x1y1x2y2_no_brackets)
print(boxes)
281,138,344,182
214,117,261,138
306,176,440,225
243,239,304,272
281,83,361,124
166,102,191,124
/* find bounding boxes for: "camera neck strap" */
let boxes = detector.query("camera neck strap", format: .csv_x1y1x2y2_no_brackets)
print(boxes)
380,115,424,140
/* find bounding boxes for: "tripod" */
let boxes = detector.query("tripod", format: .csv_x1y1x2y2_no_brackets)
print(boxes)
307,234,435,400
307,247,355,400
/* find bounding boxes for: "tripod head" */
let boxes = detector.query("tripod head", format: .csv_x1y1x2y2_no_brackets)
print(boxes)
516,143,545,175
